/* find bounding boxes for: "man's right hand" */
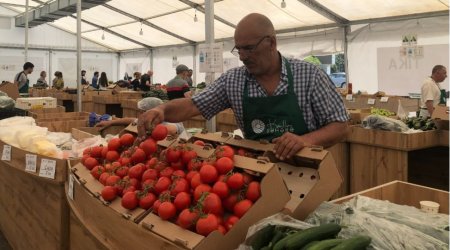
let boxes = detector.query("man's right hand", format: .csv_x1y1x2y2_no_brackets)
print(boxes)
137,108,165,138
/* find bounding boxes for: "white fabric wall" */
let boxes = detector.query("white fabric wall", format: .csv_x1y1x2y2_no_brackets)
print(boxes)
348,16,449,94
0,48,48,84
152,46,195,85
119,50,151,80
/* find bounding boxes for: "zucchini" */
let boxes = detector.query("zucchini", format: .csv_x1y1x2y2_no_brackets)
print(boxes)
270,230,287,249
303,239,344,250
250,225,275,250
300,241,319,250
285,224,342,250
331,236,371,250
272,232,298,250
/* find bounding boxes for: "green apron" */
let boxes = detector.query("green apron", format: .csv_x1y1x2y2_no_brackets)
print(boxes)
242,58,309,141
439,89,446,105
19,78,29,94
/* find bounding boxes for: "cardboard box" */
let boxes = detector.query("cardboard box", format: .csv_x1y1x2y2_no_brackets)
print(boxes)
138,155,289,250
0,81,19,100
15,97,57,109
432,105,449,130
34,111,89,121
71,126,128,140
28,105,66,118
332,181,449,214
347,108,371,124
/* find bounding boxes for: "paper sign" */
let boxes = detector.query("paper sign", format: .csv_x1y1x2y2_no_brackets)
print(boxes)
345,94,353,101
380,97,389,102
1,145,11,161
38,159,56,179
368,98,376,105
68,174,74,200
198,43,224,73
25,154,37,172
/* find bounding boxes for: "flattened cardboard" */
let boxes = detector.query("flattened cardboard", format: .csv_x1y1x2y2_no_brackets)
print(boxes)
0,82,19,100
432,105,449,130
192,131,233,144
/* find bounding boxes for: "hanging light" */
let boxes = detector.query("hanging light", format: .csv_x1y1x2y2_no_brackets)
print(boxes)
281,0,286,8
101,29,105,40
194,9,198,22
139,21,143,36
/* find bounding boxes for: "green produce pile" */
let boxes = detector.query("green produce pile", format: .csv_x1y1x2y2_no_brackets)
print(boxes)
370,107,396,117
249,223,371,250
142,89,168,100
402,117,437,131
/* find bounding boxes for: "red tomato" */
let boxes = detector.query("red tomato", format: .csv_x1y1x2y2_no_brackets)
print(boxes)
159,167,174,178
215,145,234,159
246,181,261,202
154,161,169,172
202,193,223,216
131,148,146,164
196,214,218,236
158,201,176,220
142,168,159,181
166,147,182,163
172,170,186,178
199,164,218,184
177,209,199,229
212,181,230,199
223,193,239,212
193,140,205,146
237,148,247,156
153,200,161,214
81,154,90,165
218,175,226,182
170,160,185,171
119,133,135,147
227,173,245,190
128,177,141,189
187,159,203,171
173,192,191,211
194,184,212,201
140,138,157,157
128,164,145,180
215,157,234,175
141,179,156,190
186,171,198,184
115,166,129,178
233,199,253,218
146,157,158,169
121,191,139,210
101,186,117,201
108,138,121,151
120,157,131,166
139,192,156,209
170,178,190,196
151,124,168,141
224,215,239,231
122,185,136,195
99,172,111,185
182,150,197,165
90,165,105,180
154,177,172,194
91,146,103,158
105,151,120,162
105,175,121,186
101,146,109,159
242,172,254,184
217,225,227,235
190,173,203,189
84,157,99,170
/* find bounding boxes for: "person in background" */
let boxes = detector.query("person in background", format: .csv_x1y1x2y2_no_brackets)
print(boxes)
166,64,191,100
140,70,153,92
81,70,89,86
52,71,64,90
34,71,48,89
420,65,448,118
91,71,99,89
14,62,34,93
186,69,193,87
95,97,184,135
138,13,348,160
99,72,108,88
131,72,141,91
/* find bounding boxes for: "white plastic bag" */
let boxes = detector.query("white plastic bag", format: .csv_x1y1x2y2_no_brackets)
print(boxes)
397,99,407,120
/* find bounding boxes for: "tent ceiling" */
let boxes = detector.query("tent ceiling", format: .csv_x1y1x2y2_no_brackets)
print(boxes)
1,0,448,51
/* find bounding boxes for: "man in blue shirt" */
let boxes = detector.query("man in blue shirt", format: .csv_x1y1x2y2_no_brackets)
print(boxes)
91,71,99,89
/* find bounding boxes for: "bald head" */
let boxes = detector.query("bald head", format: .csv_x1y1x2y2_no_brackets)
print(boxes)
235,13,275,38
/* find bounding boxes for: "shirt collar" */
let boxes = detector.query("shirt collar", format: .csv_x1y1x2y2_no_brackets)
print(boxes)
244,52,288,83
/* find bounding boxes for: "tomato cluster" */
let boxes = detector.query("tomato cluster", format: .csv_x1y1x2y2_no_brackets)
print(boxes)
81,127,262,237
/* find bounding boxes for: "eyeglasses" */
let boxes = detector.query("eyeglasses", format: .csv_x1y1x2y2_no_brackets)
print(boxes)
231,36,270,57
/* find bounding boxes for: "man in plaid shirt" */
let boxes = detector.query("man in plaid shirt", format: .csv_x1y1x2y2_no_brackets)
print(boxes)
139,13,348,160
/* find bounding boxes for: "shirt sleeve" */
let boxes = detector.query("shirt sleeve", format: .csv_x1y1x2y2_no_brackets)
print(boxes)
421,82,435,102
310,69,349,127
191,74,231,120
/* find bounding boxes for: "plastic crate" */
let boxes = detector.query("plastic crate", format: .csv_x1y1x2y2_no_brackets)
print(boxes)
15,97,57,110
0,108,28,120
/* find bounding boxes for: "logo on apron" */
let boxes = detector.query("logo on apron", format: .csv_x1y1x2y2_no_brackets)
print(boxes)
251,119,265,134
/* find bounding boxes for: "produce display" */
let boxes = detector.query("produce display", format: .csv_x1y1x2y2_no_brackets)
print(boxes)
370,107,396,117
81,125,262,236
402,117,437,131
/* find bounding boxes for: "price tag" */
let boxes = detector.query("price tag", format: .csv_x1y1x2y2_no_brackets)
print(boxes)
345,94,353,101
380,96,389,102
1,145,11,161
367,98,376,105
38,159,56,179
68,174,74,200
25,154,37,172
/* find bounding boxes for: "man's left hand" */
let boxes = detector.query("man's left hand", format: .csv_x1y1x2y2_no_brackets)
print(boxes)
272,132,308,160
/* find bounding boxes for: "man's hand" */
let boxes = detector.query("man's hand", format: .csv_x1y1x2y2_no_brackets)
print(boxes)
137,108,164,138
272,132,308,160
95,120,112,127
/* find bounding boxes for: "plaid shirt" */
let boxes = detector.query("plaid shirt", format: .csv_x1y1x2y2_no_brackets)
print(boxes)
192,55,349,133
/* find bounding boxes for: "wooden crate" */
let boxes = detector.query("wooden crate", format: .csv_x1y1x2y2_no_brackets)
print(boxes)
328,142,350,199
93,96,122,117
216,109,238,132
0,140,69,250
69,211,108,250
33,111,89,120
440,130,449,146
117,91,143,100
344,96,419,113
37,119,89,132
333,181,449,214
183,115,207,129
121,99,142,118
28,106,66,118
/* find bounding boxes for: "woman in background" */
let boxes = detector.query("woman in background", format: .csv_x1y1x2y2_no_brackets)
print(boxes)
52,71,64,90
34,71,48,88
99,72,108,88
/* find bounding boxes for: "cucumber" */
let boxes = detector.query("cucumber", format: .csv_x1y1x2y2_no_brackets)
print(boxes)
250,225,275,250
300,241,319,250
285,224,342,250
272,232,298,250
303,239,344,250
270,230,287,249
331,236,371,250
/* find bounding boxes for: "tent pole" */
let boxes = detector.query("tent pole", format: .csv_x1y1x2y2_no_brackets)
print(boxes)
344,26,349,87
76,0,82,112
24,0,29,62
193,45,197,86
204,0,216,132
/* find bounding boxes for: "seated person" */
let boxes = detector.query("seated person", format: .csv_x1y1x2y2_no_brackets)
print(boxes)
95,97,184,136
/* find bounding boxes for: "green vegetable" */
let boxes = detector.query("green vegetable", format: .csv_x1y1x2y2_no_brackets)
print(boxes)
270,230,287,249
301,241,319,250
303,239,344,250
250,225,275,250
284,224,342,250
272,231,299,250
331,236,371,250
